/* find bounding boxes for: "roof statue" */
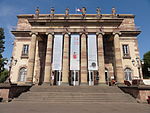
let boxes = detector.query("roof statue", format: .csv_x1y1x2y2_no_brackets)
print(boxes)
35,7,40,18
96,7,101,18
82,7,86,19
51,7,55,18
112,7,117,16
65,8,69,19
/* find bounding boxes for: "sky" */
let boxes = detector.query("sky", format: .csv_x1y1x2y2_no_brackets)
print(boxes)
0,0,150,60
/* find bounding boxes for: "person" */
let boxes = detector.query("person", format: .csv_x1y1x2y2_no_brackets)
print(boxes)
51,72,54,86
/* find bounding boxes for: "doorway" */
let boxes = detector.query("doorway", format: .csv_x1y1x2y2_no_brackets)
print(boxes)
53,70,62,86
105,68,109,85
88,70,99,86
69,70,80,86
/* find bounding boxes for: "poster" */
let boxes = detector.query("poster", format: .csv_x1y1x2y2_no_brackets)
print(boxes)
70,34,80,70
52,35,63,70
88,34,98,70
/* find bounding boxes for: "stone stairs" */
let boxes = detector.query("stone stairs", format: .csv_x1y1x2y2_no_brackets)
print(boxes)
13,85,136,103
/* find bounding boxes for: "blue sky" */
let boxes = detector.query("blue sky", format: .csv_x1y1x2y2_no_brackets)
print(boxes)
0,0,150,60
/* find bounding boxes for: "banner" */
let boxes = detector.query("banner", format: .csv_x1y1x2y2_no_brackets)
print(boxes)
88,34,98,70
52,35,63,70
70,34,80,70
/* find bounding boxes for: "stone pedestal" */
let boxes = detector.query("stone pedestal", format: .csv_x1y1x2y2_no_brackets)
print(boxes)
44,33,53,84
97,33,105,84
26,33,37,84
81,33,87,84
113,33,124,84
62,34,69,84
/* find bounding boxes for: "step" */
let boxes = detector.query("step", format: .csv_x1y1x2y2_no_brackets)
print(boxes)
12,86,137,103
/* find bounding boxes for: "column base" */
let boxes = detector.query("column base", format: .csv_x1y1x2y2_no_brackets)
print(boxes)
61,82,69,86
25,82,33,86
80,83,88,86
42,82,51,86
98,83,108,86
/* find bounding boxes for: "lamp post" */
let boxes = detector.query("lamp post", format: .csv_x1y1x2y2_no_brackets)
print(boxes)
132,57,143,79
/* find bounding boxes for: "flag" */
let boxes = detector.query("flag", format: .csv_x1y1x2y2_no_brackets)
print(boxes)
76,8,82,12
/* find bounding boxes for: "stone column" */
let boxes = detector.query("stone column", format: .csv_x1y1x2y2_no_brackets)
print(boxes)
80,33,88,84
26,33,37,84
97,33,105,84
113,32,124,84
62,33,70,84
44,33,53,84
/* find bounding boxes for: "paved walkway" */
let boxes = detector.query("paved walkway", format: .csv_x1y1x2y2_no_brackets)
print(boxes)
0,102,150,113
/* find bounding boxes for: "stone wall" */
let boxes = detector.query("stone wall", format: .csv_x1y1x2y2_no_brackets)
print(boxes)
0,84,31,102
119,85,150,103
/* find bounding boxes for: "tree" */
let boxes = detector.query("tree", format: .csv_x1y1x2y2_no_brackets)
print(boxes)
142,51,150,79
0,28,8,83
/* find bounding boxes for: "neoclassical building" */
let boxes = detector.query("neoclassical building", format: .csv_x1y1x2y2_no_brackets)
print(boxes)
10,8,142,86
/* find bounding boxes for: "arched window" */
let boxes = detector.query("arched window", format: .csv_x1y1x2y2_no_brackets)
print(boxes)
18,67,27,82
124,68,132,81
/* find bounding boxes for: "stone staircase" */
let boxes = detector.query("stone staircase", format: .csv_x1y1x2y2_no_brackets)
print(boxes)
13,85,136,103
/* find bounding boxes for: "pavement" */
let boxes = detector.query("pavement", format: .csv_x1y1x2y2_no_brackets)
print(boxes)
0,102,150,113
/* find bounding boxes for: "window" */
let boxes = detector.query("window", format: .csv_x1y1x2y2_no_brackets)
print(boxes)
122,45,130,57
124,68,132,81
22,44,29,56
18,67,27,82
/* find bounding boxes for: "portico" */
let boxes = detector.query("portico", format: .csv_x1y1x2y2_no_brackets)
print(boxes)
11,9,141,86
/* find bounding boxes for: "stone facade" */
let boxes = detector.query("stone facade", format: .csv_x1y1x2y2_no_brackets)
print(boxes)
10,13,142,86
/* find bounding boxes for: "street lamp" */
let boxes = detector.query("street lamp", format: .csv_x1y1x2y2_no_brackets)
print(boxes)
132,57,143,80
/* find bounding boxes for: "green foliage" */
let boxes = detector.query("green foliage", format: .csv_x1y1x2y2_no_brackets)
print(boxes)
0,28,8,83
0,69,8,83
142,51,150,79
0,28,6,74
0,28,5,58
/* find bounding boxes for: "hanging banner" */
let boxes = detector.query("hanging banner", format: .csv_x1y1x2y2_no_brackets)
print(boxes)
70,34,80,70
52,35,63,70
88,34,98,70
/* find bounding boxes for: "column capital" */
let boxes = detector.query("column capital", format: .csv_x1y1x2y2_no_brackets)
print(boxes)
79,32,88,35
113,32,121,36
62,32,71,35
30,32,38,36
96,32,105,36
46,32,54,35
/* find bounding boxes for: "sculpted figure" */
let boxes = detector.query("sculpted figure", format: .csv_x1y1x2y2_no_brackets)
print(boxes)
82,7,86,15
51,7,55,18
35,7,40,18
96,7,101,15
65,8,69,16
112,7,116,16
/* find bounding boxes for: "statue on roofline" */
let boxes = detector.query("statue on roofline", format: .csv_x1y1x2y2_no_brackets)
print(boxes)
82,7,86,19
112,7,117,16
35,7,40,18
51,7,55,18
96,7,101,15
65,8,69,19
96,7,101,18
65,8,69,16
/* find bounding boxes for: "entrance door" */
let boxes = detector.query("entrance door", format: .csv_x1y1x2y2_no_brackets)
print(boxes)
70,70,79,86
88,71,94,86
105,69,109,85
53,70,62,86
88,70,99,86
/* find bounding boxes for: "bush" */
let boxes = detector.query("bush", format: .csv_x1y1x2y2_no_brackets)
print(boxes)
0,69,9,83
